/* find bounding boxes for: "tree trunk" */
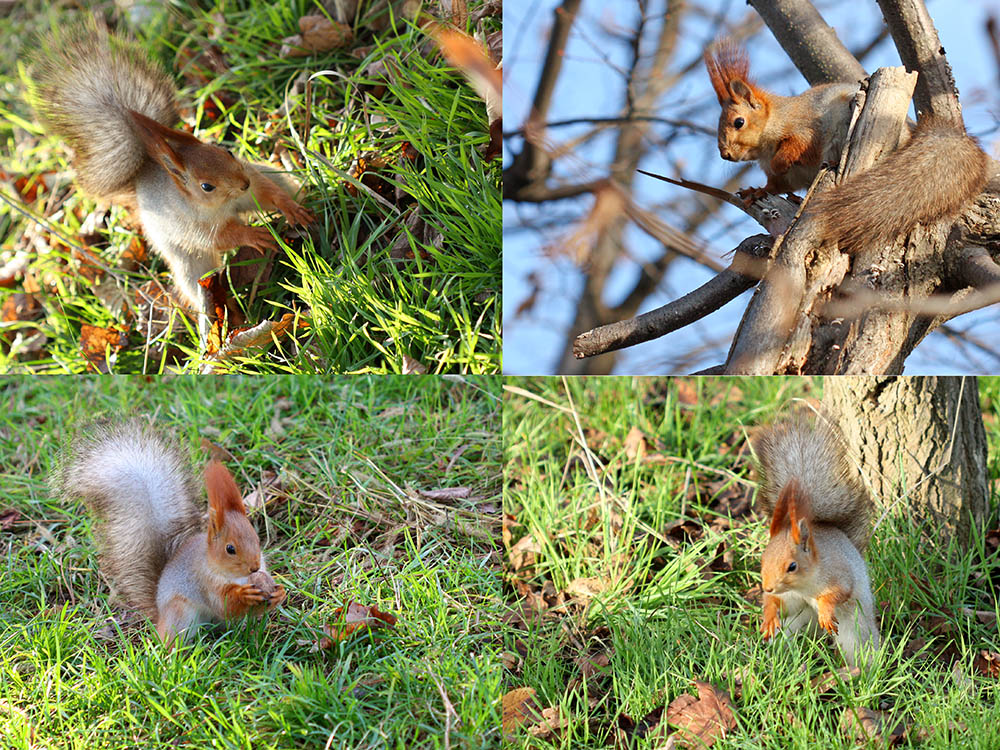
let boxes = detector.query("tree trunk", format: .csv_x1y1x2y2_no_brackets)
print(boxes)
822,376,987,548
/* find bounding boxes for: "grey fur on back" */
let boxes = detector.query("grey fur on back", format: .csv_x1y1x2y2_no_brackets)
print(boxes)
52,419,202,619
29,26,179,198
754,415,872,552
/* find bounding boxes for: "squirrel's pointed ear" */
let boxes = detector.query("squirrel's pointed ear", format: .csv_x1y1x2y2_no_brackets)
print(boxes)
205,461,246,534
128,109,198,176
729,80,762,109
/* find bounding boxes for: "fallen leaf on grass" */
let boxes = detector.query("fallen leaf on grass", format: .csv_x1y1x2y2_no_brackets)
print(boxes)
281,14,353,57
810,666,861,693
840,706,905,745
318,602,398,647
200,313,306,371
0,509,22,530
508,533,541,572
401,354,428,374
502,687,543,733
973,650,1000,678
565,576,612,601
624,426,648,461
80,324,129,373
663,681,736,748
242,470,283,511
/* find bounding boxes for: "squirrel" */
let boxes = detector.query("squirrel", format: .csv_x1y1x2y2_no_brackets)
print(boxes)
28,26,315,343
753,416,880,667
705,40,989,251
53,419,286,646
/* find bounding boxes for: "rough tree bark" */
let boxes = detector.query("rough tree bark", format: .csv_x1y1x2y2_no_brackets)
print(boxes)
822,376,988,549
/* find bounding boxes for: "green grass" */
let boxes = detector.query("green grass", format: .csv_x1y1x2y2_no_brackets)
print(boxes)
0,1,500,373
503,377,1000,749
0,375,502,748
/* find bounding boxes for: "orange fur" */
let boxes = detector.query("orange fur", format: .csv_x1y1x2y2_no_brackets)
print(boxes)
816,585,851,634
205,460,246,515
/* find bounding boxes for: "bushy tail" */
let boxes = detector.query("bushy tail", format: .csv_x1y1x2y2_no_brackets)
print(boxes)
753,415,871,552
29,26,178,199
809,118,989,251
53,420,202,618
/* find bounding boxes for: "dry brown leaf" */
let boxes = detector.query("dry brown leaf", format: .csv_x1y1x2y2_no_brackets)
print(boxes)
664,681,736,748
281,14,353,57
840,707,888,743
80,323,129,373
509,534,541,572
810,666,861,693
401,354,428,374
973,650,1000,678
501,687,542,733
318,601,397,647
565,576,611,601
676,379,699,406
624,425,648,461
201,313,305,371
243,470,282,511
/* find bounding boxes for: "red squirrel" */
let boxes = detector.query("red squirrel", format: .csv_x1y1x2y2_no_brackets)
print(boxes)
755,417,879,667
705,40,989,251
29,25,315,344
54,419,285,646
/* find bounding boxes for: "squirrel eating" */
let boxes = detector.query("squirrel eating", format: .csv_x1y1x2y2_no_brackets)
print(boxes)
705,40,989,252
28,25,315,344
754,416,880,667
54,419,285,646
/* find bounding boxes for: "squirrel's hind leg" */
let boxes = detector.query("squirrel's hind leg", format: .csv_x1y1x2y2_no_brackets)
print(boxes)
156,594,201,647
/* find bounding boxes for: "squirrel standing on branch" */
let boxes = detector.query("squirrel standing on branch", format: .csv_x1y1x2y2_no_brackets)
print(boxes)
28,26,315,343
705,40,989,251
54,420,285,646
754,417,880,667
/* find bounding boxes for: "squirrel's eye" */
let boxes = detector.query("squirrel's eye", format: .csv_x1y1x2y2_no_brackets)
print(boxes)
200,183,216,193
733,117,745,129
226,544,236,555
787,561,797,573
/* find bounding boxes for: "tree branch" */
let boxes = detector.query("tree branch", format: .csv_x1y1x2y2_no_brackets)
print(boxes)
573,235,773,358
876,0,964,123
748,0,867,85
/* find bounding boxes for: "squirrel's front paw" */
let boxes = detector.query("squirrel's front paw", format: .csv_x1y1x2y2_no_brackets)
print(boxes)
818,613,839,635
241,226,279,254
275,195,315,227
761,614,780,639
266,584,286,610
232,583,267,605
736,186,768,207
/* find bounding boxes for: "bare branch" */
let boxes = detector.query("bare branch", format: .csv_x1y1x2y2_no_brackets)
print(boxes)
573,235,773,359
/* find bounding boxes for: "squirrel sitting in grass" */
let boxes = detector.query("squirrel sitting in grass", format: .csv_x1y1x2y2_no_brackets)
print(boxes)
754,416,880,667
28,24,315,345
54,419,285,646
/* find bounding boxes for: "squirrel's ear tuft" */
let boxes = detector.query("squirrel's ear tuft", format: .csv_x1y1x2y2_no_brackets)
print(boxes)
204,461,246,516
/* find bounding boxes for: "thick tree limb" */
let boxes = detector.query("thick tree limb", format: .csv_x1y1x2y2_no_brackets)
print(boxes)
876,0,964,123
573,235,773,358
748,0,867,84
725,66,917,374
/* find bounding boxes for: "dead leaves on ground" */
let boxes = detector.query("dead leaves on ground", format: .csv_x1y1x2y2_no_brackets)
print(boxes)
316,601,398,648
